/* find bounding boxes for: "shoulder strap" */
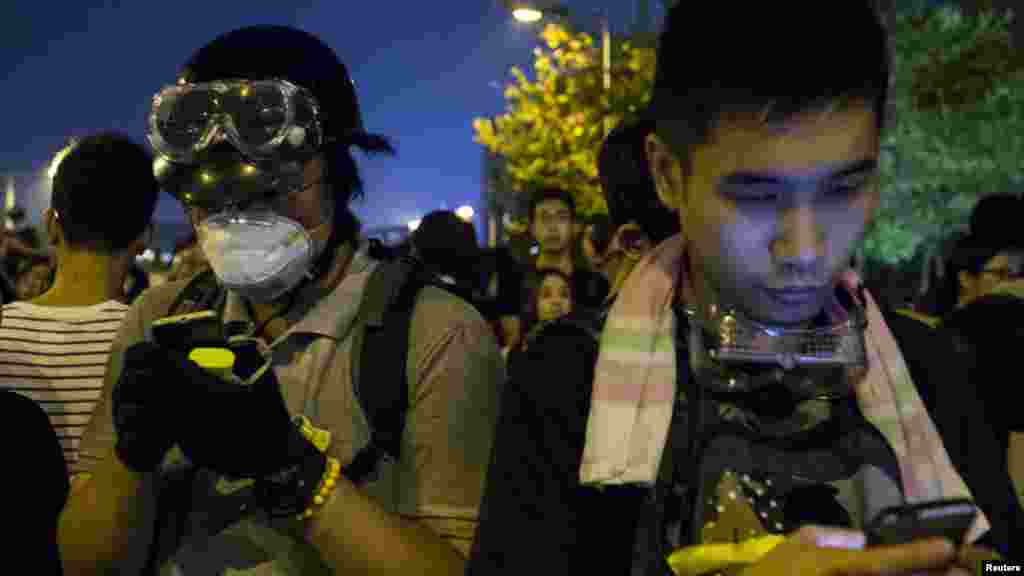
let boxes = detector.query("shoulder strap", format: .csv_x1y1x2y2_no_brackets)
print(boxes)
166,268,223,317
143,269,223,575
346,255,433,484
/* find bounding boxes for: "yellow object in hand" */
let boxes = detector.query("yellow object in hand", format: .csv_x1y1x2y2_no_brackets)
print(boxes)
666,535,786,576
188,347,236,380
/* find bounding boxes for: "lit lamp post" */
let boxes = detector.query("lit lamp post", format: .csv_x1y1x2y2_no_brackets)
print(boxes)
455,205,475,222
510,3,613,136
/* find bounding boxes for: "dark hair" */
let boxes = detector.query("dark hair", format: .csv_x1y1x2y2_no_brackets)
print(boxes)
599,115,681,244
51,132,159,252
969,194,1024,247
522,268,575,337
649,2,889,161
528,188,576,223
411,210,480,284
180,25,395,246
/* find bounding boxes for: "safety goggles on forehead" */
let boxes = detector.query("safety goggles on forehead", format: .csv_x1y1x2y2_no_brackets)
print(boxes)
147,79,325,165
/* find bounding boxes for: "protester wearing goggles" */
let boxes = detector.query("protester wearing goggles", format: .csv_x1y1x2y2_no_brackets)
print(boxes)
63,25,503,576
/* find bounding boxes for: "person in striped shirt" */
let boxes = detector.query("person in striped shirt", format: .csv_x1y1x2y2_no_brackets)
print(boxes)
0,132,158,484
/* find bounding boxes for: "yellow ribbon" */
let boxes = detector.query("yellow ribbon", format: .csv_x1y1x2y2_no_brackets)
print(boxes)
666,535,786,576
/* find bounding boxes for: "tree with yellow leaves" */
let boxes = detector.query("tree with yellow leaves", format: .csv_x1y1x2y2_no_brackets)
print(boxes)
473,23,656,220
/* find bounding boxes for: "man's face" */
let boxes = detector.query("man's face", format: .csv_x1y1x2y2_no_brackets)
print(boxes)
187,154,333,253
649,101,880,326
531,199,573,255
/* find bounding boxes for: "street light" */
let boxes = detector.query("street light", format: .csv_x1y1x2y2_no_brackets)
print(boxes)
511,7,543,23
407,219,421,232
507,3,612,136
455,205,475,222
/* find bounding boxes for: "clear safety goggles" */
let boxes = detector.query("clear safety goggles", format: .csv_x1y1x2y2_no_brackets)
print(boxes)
686,302,868,399
147,78,324,165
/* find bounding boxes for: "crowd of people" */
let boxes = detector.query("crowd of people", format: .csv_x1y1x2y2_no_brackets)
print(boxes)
0,2,1020,574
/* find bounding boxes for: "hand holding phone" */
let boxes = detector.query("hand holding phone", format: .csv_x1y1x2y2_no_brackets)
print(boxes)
865,498,977,547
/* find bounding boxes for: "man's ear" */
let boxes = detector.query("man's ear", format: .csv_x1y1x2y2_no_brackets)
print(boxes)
44,208,61,247
646,132,686,214
615,222,652,259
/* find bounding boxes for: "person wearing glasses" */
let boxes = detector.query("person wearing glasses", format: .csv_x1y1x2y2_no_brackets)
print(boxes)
925,232,1024,553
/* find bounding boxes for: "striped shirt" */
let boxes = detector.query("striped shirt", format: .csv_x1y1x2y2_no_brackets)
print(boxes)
0,301,129,474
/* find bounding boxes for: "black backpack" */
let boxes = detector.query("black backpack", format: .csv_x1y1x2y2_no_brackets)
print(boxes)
143,249,438,573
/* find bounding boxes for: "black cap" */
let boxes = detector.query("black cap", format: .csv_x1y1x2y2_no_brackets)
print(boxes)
179,25,364,144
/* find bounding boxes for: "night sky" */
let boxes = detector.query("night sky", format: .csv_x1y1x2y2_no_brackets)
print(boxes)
0,1,658,236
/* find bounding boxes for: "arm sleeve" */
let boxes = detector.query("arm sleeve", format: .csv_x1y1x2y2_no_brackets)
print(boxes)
468,325,643,575
393,291,506,557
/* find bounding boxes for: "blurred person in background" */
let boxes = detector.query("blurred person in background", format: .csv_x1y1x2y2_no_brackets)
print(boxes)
473,245,526,349
5,206,43,249
504,268,574,362
936,232,1024,319
931,234,1024,552
408,209,480,302
590,114,680,309
0,132,158,489
14,257,55,301
968,193,1023,250
497,188,608,351
1,389,72,574
1,206,53,293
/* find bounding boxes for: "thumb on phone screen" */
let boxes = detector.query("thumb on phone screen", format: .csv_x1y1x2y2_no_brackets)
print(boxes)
743,526,956,576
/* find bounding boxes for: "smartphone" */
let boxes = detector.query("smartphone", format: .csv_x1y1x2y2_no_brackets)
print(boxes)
865,498,977,547
150,310,225,352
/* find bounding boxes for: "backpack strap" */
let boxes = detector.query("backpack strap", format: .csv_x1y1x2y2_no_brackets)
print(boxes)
346,255,433,484
166,268,224,317
141,268,225,575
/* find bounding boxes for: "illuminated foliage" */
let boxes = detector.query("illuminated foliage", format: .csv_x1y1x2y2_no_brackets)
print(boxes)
861,2,1024,264
473,23,656,220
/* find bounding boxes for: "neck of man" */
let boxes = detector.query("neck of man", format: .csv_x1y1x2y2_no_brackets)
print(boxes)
31,248,130,307
535,250,573,276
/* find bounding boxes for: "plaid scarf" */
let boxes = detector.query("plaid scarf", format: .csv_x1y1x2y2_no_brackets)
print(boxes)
579,234,989,542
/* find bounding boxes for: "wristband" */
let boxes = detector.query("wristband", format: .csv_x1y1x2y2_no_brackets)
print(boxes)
292,415,341,520
298,456,342,520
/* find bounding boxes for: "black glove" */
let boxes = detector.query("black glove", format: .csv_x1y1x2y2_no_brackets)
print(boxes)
112,342,183,473
162,346,328,516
